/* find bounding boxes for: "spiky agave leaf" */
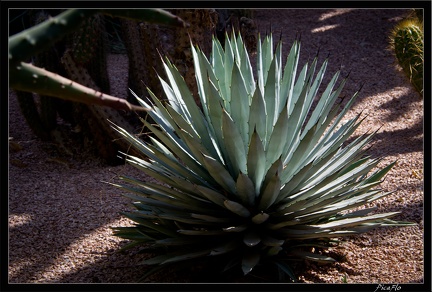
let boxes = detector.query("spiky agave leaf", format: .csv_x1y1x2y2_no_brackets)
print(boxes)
110,32,415,281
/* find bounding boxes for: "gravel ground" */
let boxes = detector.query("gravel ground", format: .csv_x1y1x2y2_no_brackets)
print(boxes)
8,9,424,285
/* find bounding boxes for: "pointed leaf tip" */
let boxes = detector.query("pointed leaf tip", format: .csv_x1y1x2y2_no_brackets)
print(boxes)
242,252,260,275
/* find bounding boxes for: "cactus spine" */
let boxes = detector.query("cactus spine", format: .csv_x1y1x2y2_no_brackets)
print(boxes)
390,16,423,97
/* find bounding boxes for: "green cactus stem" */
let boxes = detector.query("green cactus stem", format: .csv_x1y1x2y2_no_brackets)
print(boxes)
71,14,111,93
31,10,68,132
121,19,149,101
15,10,74,142
9,9,187,67
72,14,104,66
120,19,165,103
9,9,97,66
39,95,57,131
138,22,165,99
10,62,147,111
100,9,188,28
390,18,423,96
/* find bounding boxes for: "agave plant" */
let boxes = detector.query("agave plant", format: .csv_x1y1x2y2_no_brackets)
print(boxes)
110,33,415,282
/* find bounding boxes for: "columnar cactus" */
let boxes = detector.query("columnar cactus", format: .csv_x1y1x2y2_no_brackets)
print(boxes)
15,90,51,141
138,22,165,100
60,49,143,163
9,8,188,163
9,8,187,110
120,19,165,103
15,10,74,144
71,13,110,93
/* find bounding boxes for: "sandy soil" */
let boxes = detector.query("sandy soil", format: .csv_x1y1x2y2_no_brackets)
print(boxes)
8,9,424,285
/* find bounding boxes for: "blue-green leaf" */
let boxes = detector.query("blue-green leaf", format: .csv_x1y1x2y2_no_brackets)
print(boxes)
243,230,261,247
196,185,227,208
258,170,282,211
247,130,266,195
224,200,251,218
251,212,270,224
249,83,267,144
223,224,249,232
236,172,256,206
222,109,248,177
210,240,242,256
282,40,300,115
262,236,285,247
266,106,289,165
311,212,401,229
292,250,336,263
242,251,261,275
201,153,237,195
230,63,250,144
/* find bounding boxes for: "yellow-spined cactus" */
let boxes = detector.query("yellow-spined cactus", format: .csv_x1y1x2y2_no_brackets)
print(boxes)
389,17,423,97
